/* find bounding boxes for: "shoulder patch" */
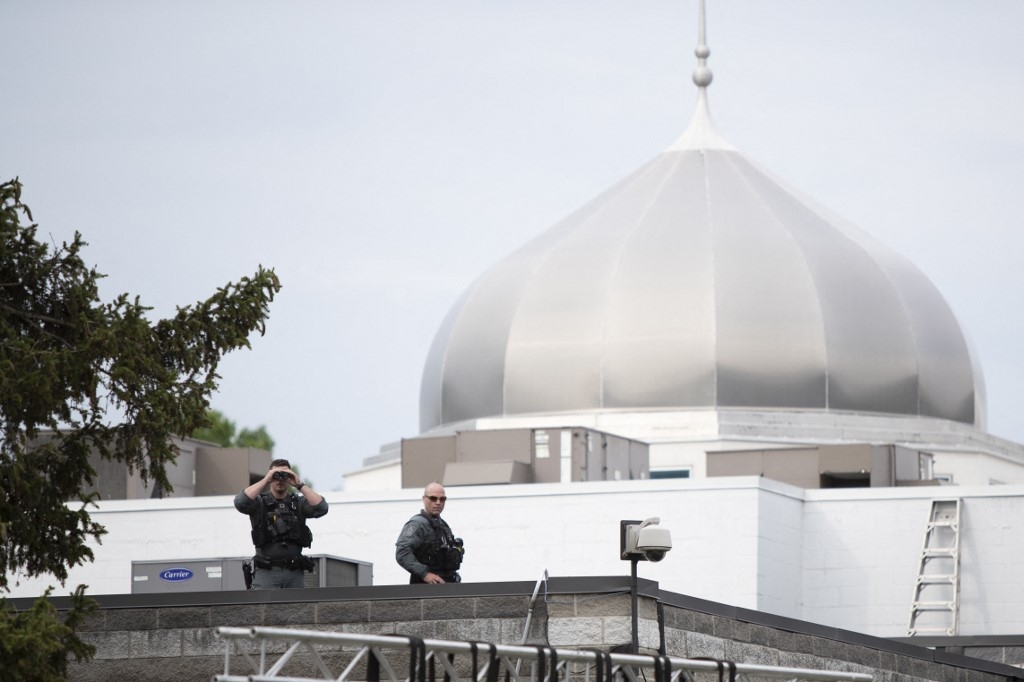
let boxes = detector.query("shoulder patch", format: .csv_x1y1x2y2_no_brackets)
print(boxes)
400,524,419,541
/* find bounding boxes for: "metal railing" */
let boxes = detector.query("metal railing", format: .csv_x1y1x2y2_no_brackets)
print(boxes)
213,626,874,682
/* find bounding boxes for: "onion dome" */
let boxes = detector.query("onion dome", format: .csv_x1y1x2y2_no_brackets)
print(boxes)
419,3,983,435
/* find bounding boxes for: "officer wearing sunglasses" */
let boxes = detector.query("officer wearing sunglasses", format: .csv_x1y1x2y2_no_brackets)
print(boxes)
395,482,464,584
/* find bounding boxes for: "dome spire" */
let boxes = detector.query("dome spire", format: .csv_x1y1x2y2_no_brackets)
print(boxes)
693,0,713,90
668,0,734,151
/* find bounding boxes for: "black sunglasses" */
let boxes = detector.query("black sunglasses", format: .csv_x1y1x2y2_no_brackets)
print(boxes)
424,495,447,503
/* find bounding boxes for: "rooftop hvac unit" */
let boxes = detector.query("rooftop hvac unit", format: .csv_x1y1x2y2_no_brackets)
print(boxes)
131,554,372,593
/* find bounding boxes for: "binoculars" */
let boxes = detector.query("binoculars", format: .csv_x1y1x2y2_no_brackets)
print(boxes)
271,470,291,482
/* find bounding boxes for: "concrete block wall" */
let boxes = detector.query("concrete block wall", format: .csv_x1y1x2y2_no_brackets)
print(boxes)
69,591,545,681
801,492,925,635
801,488,1024,637
47,579,1023,682
756,485,804,619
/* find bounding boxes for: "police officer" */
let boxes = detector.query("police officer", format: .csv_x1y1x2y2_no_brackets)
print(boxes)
234,458,328,589
395,482,464,584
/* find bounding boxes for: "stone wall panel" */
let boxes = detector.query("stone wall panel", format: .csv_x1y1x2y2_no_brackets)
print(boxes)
56,585,1024,682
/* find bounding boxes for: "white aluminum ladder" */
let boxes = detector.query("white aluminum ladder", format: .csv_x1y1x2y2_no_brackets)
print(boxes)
908,498,961,636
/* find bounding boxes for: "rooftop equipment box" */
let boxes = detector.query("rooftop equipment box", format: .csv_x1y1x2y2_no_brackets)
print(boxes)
131,554,372,593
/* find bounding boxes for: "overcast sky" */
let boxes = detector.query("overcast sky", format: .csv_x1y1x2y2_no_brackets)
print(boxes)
3,1,1022,490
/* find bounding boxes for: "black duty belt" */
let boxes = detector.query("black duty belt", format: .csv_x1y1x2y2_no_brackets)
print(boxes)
254,556,299,570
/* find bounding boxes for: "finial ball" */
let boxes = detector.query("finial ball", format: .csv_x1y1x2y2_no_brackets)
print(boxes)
693,66,713,87
695,45,711,59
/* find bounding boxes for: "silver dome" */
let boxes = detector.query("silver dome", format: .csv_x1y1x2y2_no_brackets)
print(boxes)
419,69,983,436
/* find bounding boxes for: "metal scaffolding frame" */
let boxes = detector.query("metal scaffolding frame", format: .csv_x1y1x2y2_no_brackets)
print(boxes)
214,626,874,682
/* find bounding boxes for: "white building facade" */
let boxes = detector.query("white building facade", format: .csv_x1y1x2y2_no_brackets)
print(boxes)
12,478,1024,640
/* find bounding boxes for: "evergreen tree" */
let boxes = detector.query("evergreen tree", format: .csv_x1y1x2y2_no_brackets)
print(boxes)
0,178,281,678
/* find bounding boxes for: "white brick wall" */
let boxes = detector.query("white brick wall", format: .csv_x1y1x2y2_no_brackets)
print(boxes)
756,488,804,618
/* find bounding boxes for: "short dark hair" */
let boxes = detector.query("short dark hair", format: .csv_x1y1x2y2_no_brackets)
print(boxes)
270,458,290,469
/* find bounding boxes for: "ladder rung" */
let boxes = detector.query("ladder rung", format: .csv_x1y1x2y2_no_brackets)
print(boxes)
916,575,955,584
909,628,956,636
911,602,956,611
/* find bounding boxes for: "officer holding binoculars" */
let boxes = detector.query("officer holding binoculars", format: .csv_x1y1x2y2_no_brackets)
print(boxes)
234,458,328,589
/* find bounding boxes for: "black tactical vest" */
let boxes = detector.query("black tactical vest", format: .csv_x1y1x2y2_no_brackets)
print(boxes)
250,493,312,549
412,511,463,575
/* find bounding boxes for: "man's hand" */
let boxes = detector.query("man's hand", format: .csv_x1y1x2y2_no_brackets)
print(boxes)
423,572,445,584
